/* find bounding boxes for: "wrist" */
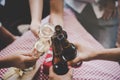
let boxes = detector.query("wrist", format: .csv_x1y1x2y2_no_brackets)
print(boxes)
94,49,111,60
92,50,105,60
30,23,40,34
49,13,63,27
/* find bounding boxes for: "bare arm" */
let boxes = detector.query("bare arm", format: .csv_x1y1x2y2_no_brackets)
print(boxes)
29,0,43,37
68,44,120,65
49,0,64,27
0,24,15,47
98,0,116,20
0,53,38,69
95,48,120,62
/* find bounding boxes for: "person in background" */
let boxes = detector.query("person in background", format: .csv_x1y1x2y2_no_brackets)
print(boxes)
116,0,120,47
65,0,119,48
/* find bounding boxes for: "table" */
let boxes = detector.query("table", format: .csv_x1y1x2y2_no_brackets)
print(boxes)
0,9,120,80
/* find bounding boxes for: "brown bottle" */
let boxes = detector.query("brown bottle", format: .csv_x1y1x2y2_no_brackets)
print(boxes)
54,25,82,67
51,25,69,75
54,25,76,61
61,40,77,61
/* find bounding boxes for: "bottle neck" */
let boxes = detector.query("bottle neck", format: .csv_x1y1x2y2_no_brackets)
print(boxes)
61,39,70,48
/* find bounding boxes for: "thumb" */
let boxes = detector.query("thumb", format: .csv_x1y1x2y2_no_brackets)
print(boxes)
68,56,82,66
23,54,38,62
49,66,54,76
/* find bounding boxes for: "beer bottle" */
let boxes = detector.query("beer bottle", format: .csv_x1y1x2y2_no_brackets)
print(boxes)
54,25,77,61
54,25,82,67
51,25,69,75
61,40,77,61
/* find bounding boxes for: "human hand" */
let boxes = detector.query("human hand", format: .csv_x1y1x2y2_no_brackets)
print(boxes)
98,0,116,20
8,52,39,69
49,66,73,80
30,23,40,37
67,43,99,65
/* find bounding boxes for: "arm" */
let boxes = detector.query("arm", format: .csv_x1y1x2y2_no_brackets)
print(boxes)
98,0,116,20
95,48,120,61
29,0,43,37
0,24,15,47
68,43,120,65
49,0,64,27
0,52,38,69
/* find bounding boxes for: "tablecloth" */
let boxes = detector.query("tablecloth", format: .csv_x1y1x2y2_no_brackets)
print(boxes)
0,9,120,80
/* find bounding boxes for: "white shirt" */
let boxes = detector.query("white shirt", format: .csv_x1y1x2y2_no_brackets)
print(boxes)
0,0,5,6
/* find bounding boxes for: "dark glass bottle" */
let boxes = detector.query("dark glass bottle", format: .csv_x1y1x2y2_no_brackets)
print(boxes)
51,25,69,75
52,55,69,75
54,25,82,67
61,40,77,61
54,25,77,61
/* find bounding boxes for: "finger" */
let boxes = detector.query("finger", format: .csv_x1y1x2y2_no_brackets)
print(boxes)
24,55,38,63
25,61,36,68
49,66,54,76
22,53,33,57
31,49,41,58
32,48,38,56
22,52,38,59
67,56,82,66
102,11,109,20
67,68,73,76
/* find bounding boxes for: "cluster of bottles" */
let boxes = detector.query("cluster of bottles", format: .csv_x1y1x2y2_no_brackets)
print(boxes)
51,25,82,75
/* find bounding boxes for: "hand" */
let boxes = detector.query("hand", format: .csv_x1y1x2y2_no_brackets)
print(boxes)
8,52,39,69
30,23,40,37
68,43,99,65
49,66,73,80
99,0,116,20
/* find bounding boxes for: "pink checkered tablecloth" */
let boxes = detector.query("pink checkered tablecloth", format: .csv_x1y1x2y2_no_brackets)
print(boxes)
0,9,120,80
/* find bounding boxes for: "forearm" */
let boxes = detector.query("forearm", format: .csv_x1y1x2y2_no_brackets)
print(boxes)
50,0,64,26
95,48,120,62
29,0,43,25
0,56,14,68
0,26,15,45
